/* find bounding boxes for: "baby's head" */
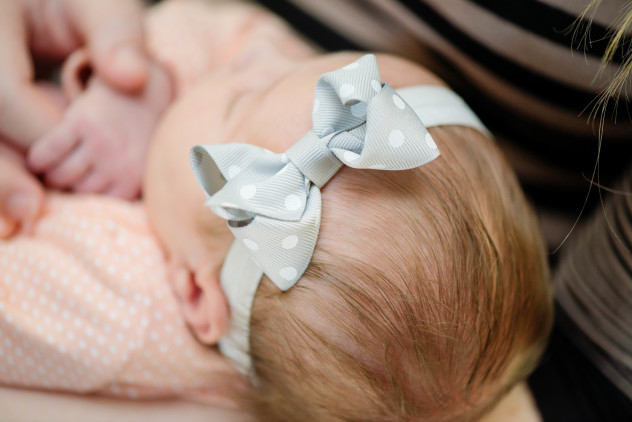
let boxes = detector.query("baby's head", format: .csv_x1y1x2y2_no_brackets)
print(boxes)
247,127,551,421
144,50,552,420
188,55,553,421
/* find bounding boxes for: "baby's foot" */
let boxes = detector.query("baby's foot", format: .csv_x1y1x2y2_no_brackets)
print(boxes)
28,50,172,200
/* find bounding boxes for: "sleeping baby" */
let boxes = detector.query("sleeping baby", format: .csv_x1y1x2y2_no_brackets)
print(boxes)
0,1,553,421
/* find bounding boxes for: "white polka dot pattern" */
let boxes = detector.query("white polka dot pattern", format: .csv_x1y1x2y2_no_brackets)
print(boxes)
279,267,298,281
284,194,302,211
190,54,440,293
338,84,355,98
0,194,228,400
240,184,256,200
228,165,242,178
392,95,406,110
281,235,299,250
243,239,259,251
389,130,405,148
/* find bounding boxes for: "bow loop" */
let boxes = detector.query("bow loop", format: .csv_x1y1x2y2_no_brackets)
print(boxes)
312,54,382,137
192,144,309,222
190,54,440,291
329,83,439,169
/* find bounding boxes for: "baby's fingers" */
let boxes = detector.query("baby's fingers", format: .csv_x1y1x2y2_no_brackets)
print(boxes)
0,144,44,234
28,122,80,173
41,144,91,189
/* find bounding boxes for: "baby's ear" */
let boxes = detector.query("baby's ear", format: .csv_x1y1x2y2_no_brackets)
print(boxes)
61,49,93,100
175,267,230,345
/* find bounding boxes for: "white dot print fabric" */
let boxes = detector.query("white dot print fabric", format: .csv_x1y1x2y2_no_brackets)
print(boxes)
0,194,230,402
190,54,440,291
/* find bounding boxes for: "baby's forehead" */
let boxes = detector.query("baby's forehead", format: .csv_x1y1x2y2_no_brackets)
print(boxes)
176,52,440,156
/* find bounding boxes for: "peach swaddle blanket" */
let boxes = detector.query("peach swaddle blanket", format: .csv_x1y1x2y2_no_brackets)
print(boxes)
0,194,231,402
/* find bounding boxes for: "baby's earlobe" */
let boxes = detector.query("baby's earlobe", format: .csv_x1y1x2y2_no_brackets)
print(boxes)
178,268,230,345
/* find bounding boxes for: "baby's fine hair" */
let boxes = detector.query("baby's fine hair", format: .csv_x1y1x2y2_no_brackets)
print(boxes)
244,126,553,422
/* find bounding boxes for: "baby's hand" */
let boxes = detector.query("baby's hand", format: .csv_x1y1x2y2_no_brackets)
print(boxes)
28,52,172,199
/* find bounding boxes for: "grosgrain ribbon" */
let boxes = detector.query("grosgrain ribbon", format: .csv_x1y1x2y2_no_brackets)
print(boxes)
190,54,440,291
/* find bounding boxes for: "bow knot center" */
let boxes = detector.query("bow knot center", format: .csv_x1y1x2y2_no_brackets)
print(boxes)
285,131,343,188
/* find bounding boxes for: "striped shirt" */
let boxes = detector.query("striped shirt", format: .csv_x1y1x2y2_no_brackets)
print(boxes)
257,0,632,214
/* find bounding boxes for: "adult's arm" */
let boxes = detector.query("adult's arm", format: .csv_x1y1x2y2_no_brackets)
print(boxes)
0,0,148,149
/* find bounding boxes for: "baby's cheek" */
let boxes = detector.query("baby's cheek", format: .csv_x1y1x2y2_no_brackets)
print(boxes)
168,262,194,303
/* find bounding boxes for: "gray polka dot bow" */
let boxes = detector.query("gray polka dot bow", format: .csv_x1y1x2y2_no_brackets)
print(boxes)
190,54,439,291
